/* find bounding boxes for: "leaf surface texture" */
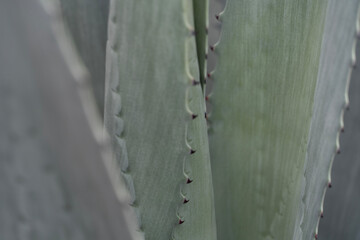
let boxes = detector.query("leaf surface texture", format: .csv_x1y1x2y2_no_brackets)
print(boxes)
104,0,216,239
209,1,328,239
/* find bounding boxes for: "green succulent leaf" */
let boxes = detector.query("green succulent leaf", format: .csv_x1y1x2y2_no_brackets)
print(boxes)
104,0,216,239
59,0,109,114
209,1,328,239
299,1,360,239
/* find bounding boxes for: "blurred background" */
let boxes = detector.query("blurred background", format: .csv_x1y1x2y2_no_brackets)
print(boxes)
0,0,359,239
0,0,132,239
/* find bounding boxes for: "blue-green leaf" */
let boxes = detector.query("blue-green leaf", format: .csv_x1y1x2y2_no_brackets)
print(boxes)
104,0,216,239
209,1,328,239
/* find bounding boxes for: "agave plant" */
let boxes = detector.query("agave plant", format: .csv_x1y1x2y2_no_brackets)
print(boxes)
48,0,360,239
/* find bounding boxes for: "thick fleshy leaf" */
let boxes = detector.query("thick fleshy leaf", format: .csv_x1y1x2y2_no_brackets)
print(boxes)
209,1,328,239
296,1,360,239
104,0,216,239
317,45,360,239
59,0,109,114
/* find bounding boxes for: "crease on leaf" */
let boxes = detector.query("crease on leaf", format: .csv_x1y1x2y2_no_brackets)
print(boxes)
192,0,209,89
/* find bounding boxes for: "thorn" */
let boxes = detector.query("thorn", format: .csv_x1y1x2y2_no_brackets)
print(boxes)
205,27,208,34
210,45,215,52
337,148,341,154
183,198,189,204
346,104,350,110
315,234,318,239
192,79,200,86
179,219,184,224
190,29,196,36
205,54,208,60
129,200,137,207
192,114,198,120
205,96,209,101
320,212,324,218
328,182,332,188
341,127,345,132
205,112,208,119
190,149,196,155
215,14,220,21
207,72,211,78
186,178,193,184
204,78,207,84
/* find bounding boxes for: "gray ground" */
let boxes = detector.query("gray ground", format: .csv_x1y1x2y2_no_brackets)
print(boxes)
0,0,131,239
